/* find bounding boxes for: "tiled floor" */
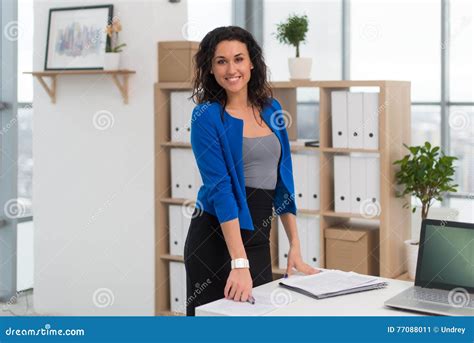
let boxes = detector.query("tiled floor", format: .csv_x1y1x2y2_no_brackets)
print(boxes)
0,289,41,316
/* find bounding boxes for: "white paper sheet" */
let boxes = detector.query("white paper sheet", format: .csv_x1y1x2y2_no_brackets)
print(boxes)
281,270,382,295
199,288,297,316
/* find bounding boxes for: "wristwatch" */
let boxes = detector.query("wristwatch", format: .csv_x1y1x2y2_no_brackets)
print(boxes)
231,258,250,269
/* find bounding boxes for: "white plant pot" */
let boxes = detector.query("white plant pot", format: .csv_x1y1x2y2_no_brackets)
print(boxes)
103,53,121,70
404,239,419,280
288,57,312,80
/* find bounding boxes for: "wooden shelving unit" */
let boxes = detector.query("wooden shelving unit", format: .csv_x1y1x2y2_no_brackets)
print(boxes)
154,79,411,315
24,70,136,104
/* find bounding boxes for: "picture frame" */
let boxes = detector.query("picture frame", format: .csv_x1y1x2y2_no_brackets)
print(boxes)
44,5,113,70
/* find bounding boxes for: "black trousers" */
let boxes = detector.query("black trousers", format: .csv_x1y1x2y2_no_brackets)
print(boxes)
184,187,275,316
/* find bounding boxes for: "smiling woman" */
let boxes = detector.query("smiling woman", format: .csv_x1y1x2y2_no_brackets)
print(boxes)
184,26,319,316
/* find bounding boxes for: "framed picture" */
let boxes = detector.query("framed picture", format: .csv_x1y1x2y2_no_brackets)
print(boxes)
44,5,113,70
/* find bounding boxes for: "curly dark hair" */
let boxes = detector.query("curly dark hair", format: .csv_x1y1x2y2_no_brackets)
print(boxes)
191,26,272,115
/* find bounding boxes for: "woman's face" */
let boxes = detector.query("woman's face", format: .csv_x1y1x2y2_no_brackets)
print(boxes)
211,40,254,96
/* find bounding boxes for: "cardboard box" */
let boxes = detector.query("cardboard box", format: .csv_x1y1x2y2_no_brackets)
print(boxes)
325,225,379,275
158,41,200,82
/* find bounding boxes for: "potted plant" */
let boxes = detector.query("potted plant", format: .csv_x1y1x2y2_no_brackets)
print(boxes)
393,141,458,279
274,14,311,80
104,17,127,70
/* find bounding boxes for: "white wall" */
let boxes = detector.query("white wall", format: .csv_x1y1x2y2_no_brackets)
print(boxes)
33,0,188,315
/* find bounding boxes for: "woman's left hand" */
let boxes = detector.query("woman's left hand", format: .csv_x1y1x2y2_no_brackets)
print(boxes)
285,242,321,277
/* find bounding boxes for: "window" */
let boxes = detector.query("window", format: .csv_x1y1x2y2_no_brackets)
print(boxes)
18,0,33,103
449,106,473,195
256,0,473,218
186,0,232,41
449,0,473,102
448,0,473,197
18,0,34,217
350,0,441,102
18,106,33,217
263,0,342,140
263,0,342,83
411,105,441,147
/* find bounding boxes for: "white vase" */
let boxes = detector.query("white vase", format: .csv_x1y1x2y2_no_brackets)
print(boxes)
103,53,121,70
288,57,312,80
404,239,419,280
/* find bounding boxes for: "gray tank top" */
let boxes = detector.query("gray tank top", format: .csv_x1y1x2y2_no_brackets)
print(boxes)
242,133,281,190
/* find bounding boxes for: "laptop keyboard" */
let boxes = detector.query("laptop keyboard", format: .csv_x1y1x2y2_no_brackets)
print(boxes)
410,288,474,308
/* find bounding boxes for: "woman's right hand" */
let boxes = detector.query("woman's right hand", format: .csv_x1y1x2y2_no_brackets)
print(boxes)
224,268,253,302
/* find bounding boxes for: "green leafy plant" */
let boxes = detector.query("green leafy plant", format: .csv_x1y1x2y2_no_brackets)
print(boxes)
393,142,458,220
274,14,309,58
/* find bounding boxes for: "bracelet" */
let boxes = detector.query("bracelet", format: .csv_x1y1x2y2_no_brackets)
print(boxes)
231,258,250,269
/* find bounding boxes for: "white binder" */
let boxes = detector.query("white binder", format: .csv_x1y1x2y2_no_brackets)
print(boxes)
278,218,290,270
278,215,320,269
169,205,183,256
169,262,186,314
182,212,191,249
347,93,364,149
334,155,351,213
292,152,319,210
171,91,193,143
192,159,202,200
292,154,306,210
297,216,308,266
331,91,348,148
306,216,320,268
363,93,379,150
306,153,320,210
171,149,186,199
365,156,380,211
180,149,198,200
350,155,367,214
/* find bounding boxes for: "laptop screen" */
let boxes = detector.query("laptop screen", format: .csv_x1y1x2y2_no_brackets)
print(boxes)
415,220,474,292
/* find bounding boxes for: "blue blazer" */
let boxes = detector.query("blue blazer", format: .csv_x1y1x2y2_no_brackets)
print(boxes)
190,98,297,231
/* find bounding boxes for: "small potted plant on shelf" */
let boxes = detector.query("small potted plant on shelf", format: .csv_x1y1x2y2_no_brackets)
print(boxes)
274,13,311,80
393,141,458,279
104,17,127,70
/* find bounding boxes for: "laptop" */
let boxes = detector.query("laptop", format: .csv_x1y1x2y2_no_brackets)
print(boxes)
385,219,474,316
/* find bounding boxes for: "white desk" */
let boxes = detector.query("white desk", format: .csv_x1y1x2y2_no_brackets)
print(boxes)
196,275,421,316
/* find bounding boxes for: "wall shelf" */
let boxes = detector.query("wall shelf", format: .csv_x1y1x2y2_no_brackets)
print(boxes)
321,147,380,154
24,70,136,104
322,210,380,220
161,141,319,153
